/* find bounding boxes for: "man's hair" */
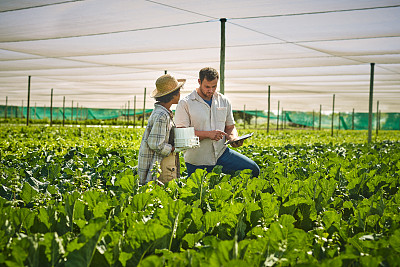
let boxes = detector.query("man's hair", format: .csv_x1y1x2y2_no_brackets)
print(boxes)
155,87,180,103
199,67,219,82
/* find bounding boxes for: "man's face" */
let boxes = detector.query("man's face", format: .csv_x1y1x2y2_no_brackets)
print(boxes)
198,78,218,100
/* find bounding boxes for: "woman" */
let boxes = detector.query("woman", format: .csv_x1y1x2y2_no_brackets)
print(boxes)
138,74,185,185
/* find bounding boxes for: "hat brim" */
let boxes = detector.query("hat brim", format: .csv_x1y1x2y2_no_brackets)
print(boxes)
150,80,185,98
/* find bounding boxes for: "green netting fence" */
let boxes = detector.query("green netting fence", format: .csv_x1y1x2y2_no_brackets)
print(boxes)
0,105,153,121
241,110,400,130
1,105,399,130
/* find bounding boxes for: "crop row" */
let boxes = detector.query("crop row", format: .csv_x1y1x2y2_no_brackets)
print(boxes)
0,126,399,266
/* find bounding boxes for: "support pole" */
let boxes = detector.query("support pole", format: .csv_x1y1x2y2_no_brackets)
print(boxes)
243,104,246,129
5,96,8,119
128,100,130,127
164,70,167,74
267,85,270,133
134,95,136,127
331,94,335,137
283,111,286,129
276,101,280,131
376,100,379,136
319,105,322,130
312,110,315,130
255,109,258,129
50,88,53,127
368,63,375,143
219,18,226,95
71,101,74,121
142,87,146,128
63,96,65,126
352,108,355,130
26,76,31,126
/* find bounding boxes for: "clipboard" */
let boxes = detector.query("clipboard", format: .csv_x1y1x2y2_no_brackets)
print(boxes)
224,132,254,145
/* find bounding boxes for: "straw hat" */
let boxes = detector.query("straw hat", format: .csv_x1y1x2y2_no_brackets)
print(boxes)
151,74,186,98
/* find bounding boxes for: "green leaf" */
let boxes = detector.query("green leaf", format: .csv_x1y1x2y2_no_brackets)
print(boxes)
42,232,65,266
389,229,400,253
21,182,38,204
116,174,138,193
66,217,107,267
182,232,205,249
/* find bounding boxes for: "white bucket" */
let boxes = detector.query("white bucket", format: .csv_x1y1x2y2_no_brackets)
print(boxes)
174,127,200,148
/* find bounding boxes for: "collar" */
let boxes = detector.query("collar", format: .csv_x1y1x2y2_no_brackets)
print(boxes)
189,89,219,102
154,103,174,118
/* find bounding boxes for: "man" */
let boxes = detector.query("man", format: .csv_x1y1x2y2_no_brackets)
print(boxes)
175,67,260,177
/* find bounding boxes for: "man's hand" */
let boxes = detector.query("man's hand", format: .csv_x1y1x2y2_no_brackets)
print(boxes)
229,139,244,148
209,130,227,141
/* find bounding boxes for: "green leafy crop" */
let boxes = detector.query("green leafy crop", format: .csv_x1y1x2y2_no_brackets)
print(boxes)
0,126,399,266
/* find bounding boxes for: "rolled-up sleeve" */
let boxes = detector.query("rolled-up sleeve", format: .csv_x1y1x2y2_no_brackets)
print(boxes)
147,114,172,156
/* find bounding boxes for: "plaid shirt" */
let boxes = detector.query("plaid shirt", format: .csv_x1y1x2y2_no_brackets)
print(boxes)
138,103,174,184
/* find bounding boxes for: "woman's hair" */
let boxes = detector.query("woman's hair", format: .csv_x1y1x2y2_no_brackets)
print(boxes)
199,67,219,82
155,87,181,103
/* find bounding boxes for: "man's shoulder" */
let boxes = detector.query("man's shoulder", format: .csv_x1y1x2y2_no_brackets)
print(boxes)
215,91,231,103
178,90,197,103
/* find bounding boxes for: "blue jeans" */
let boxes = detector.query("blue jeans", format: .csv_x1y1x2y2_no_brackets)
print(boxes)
185,148,260,177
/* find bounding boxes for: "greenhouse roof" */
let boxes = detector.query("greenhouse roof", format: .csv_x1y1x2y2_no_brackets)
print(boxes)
1,0,399,112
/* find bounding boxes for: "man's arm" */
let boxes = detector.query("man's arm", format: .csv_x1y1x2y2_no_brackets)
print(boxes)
225,124,243,147
195,130,227,141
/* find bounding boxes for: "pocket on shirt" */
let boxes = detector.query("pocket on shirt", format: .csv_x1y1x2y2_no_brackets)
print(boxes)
216,107,227,122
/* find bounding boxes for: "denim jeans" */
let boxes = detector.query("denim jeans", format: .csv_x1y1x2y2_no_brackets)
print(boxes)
185,148,260,177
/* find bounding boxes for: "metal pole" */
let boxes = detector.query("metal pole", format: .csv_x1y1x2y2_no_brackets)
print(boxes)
5,96,8,119
281,107,283,130
26,76,31,126
276,101,280,131
134,95,136,127
255,109,258,129
63,96,65,126
71,101,74,121
50,88,53,127
319,105,322,130
331,94,335,137
368,63,375,143
128,100,130,127
284,111,286,129
352,108,355,130
267,85,270,133
312,110,315,130
219,18,226,95
243,104,246,129
142,87,146,128
376,100,379,136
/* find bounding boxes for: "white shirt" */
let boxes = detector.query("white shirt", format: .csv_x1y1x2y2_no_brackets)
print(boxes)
175,89,235,165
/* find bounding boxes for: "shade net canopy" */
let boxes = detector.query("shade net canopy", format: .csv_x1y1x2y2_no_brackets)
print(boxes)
1,0,399,113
